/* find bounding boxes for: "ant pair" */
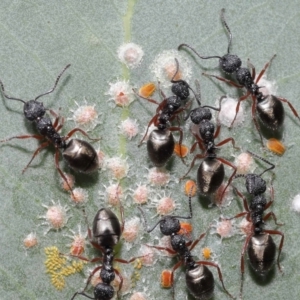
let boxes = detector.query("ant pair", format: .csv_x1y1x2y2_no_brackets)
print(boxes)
0,65,99,193
139,193,235,300
179,8,300,145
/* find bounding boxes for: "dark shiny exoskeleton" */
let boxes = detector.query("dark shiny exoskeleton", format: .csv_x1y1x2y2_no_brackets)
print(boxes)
139,194,234,299
178,9,300,144
0,65,99,192
182,82,238,201
230,151,284,298
71,206,142,300
134,59,194,167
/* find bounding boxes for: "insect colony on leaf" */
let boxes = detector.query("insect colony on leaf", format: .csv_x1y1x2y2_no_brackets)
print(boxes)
1,7,294,300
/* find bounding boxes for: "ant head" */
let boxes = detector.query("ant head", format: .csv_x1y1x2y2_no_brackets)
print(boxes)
245,174,267,195
94,283,114,300
189,107,212,125
159,216,181,236
23,100,46,121
170,58,190,101
138,193,193,235
235,150,275,195
219,54,242,74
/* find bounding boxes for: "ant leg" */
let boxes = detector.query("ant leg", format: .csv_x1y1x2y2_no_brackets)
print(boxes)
216,137,240,150
250,95,264,146
169,260,183,300
0,134,44,143
264,229,284,273
22,141,50,173
71,265,102,300
276,96,300,120
255,54,276,84
64,127,101,142
145,244,176,256
202,72,244,88
239,234,252,299
180,153,206,180
197,261,234,299
216,157,237,202
263,212,284,226
230,91,250,128
133,88,161,106
189,231,206,251
138,114,158,146
169,126,186,165
54,149,75,197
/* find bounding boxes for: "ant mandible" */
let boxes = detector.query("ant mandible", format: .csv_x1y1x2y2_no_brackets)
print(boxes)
0,65,99,192
178,8,300,145
182,80,239,202
138,192,234,299
70,202,146,300
229,151,284,298
133,59,195,167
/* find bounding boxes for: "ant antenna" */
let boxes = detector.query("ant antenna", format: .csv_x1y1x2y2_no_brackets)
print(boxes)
194,79,201,106
0,79,26,104
178,43,222,61
138,193,193,233
35,64,71,101
0,64,71,104
247,150,275,176
171,58,200,101
220,8,232,54
170,58,181,83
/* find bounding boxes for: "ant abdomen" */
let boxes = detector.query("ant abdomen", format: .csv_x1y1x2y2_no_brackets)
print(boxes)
63,139,99,173
257,95,285,130
197,158,225,195
248,233,276,274
147,129,175,167
186,264,214,300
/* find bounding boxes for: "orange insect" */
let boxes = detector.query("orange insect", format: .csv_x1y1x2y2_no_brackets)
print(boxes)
184,180,197,197
139,82,156,98
178,222,193,236
202,247,213,260
161,269,172,288
267,138,286,156
174,142,189,158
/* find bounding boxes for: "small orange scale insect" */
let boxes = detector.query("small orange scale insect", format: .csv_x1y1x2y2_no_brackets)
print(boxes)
138,82,156,98
267,138,286,156
184,180,197,197
202,247,213,260
161,269,172,288
174,142,189,158
178,222,193,237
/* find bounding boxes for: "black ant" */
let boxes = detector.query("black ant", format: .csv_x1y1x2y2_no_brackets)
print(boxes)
70,203,146,300
182,79,239,202
229,151,284,298
134,59,196,167
178,8,300,145
0,65,99,193
138,193,235,299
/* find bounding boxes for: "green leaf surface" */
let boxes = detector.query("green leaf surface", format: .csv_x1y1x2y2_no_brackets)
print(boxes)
0,1,299,299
